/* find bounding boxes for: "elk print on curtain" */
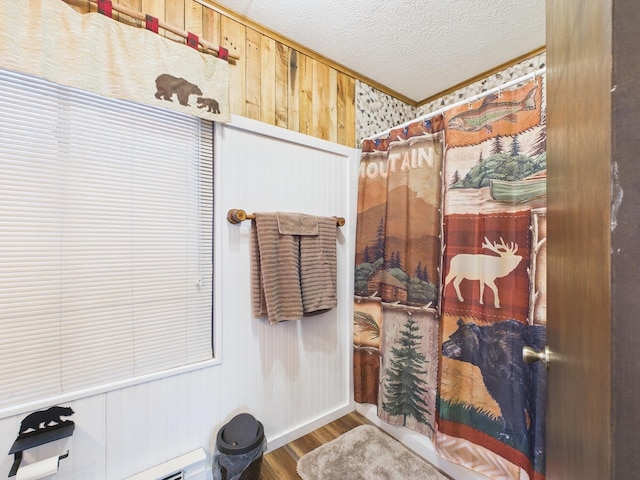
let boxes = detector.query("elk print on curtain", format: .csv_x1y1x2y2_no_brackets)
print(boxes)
353,118,444,439
437,78,547,480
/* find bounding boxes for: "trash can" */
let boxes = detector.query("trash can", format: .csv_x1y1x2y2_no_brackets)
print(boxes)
213,413,266,480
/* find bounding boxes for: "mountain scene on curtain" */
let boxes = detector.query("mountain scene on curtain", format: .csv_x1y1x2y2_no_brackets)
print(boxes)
354,199,439,307
354,133,443,308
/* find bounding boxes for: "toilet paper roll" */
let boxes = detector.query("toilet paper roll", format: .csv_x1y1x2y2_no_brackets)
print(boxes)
16,455,60,480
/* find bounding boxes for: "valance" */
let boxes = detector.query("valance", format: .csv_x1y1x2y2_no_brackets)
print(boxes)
0,0,230,122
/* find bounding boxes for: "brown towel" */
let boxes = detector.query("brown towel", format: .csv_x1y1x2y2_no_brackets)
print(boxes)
298,216,337,314
250,212,337,323
277,212,319,235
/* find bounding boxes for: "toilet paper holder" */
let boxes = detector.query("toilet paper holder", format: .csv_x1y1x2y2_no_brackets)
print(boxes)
8,406,75,477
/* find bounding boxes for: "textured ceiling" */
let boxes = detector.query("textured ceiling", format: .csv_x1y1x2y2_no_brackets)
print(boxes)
206,0,545,103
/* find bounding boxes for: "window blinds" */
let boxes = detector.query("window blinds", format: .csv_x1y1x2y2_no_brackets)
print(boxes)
0,68,213,410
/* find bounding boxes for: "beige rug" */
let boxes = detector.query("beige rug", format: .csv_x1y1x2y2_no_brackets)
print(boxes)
296,425,450,480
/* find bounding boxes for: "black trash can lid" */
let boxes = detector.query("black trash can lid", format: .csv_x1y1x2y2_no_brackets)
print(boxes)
217,413,264,455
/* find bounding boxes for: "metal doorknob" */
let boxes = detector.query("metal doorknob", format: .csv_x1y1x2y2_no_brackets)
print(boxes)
522,345,550,368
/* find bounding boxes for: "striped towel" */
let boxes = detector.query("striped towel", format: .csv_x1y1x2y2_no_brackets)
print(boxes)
250,212,337,324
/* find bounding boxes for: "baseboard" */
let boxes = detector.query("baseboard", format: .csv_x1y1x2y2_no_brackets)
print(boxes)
264,402,355,452
355,404,487,480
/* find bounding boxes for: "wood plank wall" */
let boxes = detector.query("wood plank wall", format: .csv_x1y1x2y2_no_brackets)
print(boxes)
63,0,357,147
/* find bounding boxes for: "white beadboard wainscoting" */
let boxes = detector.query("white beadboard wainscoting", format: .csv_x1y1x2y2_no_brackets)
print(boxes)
0,115,358,479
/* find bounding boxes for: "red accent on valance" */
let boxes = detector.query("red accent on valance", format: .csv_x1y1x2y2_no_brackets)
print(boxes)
97,0,113,18
218,46,229,61
145,14,159,34
187,32,199,50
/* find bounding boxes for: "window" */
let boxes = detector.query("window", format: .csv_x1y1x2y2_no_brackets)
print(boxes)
0,68,213,411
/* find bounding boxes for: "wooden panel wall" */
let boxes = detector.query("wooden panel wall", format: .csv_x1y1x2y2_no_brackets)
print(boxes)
64,0,357,147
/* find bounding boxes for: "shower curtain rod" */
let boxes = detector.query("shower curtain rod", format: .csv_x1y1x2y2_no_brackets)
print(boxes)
364,67,546,141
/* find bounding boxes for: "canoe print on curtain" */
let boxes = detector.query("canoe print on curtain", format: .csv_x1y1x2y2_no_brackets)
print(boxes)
437,78,547,480
353,118,443,439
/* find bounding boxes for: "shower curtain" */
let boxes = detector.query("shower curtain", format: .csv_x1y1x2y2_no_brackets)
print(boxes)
354,75,547,480
438,78,547,480
353,118,444,439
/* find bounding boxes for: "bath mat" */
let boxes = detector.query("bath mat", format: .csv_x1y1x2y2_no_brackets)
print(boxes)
296,424,449,480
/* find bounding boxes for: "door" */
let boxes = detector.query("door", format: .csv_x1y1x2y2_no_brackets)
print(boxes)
546,1,640,478
546,0,612,478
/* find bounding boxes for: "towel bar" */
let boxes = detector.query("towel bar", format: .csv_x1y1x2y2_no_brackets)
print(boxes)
227,209,345,227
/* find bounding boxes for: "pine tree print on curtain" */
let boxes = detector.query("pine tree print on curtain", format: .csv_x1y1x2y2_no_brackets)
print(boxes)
379,307,438,437
383,317,430,425
353,118,443,439
437,78,548,480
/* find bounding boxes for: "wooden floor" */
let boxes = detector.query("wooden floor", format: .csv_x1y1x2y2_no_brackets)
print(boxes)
258,411,372,480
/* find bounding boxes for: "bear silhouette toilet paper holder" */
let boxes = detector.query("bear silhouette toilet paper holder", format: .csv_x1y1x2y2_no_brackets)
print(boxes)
8,406,75,477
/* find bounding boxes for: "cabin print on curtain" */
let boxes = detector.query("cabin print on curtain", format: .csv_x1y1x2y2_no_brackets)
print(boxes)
353,119,444,439
437,79,547,480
